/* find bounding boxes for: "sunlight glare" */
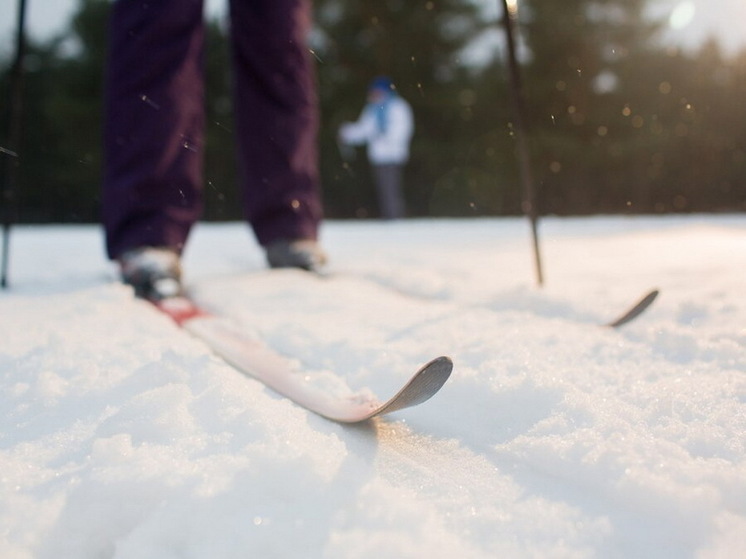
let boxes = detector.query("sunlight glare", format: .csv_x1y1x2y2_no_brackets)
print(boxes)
669,1,696,30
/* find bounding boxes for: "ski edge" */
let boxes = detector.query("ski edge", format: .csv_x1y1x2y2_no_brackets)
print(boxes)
604,288,660,328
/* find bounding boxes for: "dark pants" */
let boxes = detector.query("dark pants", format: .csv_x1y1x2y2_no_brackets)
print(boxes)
372,163,406,220
102,0,322,259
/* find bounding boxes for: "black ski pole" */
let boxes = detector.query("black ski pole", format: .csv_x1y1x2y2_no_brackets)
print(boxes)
499,0,544,286
1,0,28,289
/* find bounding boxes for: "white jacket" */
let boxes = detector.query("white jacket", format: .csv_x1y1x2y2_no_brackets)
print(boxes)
339,96,414,165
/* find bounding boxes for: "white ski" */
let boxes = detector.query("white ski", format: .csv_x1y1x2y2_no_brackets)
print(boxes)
180,313,452,423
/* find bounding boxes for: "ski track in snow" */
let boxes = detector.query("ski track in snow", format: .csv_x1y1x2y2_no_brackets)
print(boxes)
1,215,745,558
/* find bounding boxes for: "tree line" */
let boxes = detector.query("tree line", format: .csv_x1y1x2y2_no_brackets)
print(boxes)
1,0,745,223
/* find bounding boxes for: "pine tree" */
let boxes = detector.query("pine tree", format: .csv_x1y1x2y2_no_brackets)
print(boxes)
519,0,662,213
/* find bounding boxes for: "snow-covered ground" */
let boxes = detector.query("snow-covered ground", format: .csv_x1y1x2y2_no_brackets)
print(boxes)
1,215,745,558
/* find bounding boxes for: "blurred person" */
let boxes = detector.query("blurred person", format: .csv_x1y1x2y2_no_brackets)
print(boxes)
339,77,414,220
103,0,326,301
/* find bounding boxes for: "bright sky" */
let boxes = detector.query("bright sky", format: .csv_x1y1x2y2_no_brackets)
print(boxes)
0,0,743,57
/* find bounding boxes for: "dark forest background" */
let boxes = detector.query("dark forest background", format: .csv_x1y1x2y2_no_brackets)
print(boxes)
1,0,745,223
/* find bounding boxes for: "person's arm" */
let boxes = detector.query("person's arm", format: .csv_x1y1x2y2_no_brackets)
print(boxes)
339,107,376,145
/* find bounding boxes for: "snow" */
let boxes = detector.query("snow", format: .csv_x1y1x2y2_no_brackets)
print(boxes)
1,215,745,558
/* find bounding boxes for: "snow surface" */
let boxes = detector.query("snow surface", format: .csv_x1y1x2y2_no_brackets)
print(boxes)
1,215,745,558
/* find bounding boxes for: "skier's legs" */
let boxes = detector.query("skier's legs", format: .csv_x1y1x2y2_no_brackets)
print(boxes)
228,0,323,246
373,164,406,219
103,0,206,259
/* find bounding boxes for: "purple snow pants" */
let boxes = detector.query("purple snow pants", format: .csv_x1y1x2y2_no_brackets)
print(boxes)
102,0,322,259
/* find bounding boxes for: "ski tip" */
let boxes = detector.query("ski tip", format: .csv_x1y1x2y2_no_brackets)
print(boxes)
427,355,454,375
370,356,453,420
430,353,452,369
417,355,453,379
329,356,454,423
606,288,660,328
413,356,453,396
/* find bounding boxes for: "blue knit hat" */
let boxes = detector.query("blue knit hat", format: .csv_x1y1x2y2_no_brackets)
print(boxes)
368,76,394,94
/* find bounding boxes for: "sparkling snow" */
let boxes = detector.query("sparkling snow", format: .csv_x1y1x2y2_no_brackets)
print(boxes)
1,215,745,558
